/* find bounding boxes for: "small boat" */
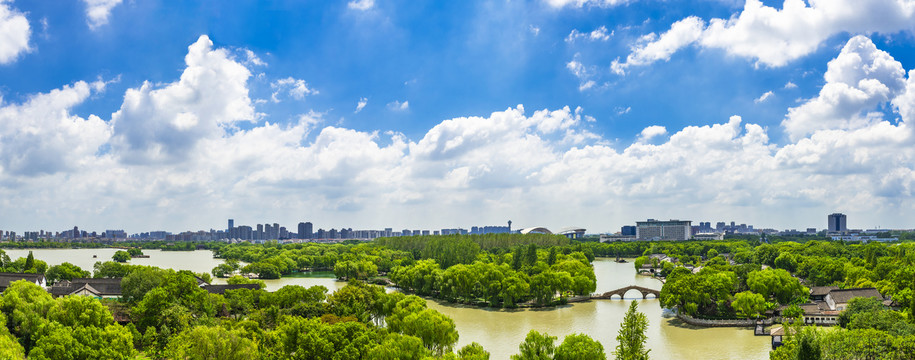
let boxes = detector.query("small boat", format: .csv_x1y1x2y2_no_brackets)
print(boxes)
92,255,97,258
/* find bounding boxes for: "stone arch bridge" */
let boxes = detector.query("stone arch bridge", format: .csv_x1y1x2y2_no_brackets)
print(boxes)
591,285,660,300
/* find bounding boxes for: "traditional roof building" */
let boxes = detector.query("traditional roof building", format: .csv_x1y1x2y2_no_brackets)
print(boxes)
809,286,839,302
783,287,885,326
50,278,122,298
825,288,883,312
0,273,46,292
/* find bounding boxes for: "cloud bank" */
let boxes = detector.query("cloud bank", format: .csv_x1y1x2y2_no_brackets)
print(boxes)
2,35,915,232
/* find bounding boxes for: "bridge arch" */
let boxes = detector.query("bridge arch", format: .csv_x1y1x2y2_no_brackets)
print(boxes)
594,285,660,300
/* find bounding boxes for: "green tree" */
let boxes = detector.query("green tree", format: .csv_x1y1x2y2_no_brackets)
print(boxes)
529,272,556,306
747,268,807,304
782,304,804,321
367,333,429,360
24,250,35,270
501,275,530,308
796,327,822,360
837,296,884,328
0,332,25,359
212,259,240,278
511,330,556,360
731,291,768,318
46,295,115,328
226,274,267,289
554,333,606,360
28,323,136,360
121,266,168,303
163,325,258,360
398,308,459,355
45,262,91,285
112,250,131,263
613,301,649,360
525,244,539,267
774,253,798,273
511,246,524,271
547,247,558,266
457,342,490,360
0,280,54,351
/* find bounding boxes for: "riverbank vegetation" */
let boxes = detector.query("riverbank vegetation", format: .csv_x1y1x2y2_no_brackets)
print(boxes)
0,249,623,359
213,234,598,308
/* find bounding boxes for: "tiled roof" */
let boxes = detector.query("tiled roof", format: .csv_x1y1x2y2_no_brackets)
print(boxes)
828,288,883,304
0,272,44,291
809,286,839,296
50,278,122,296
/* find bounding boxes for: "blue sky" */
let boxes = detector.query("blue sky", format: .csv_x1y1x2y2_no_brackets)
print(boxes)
1,0,915,234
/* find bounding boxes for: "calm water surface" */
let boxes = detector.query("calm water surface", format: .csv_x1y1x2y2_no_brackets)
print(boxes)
8,249,770,359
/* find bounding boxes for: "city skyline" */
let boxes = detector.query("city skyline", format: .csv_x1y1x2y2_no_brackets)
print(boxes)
2,2,915,232
2,212,907,240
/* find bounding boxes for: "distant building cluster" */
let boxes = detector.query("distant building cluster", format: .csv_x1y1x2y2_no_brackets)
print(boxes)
220,219,522,243
601,212,903,243
2,219,591,244
2,211,908,244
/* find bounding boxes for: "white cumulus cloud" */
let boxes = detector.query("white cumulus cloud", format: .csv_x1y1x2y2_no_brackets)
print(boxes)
754,91,775,104
0,81,111,176
612,16,705,75
615,0,915,72
109,35,256,165
388,100,409,111
83,0,123,29
271,77,317,102
0,0,30,64
782,35,907,140
355,97,368,113
566,26,612,42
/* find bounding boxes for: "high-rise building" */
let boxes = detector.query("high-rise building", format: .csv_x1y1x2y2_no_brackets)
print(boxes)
715,222,725,232
305,222,313,239
298,222,307,239
828,213,847,233
228,219,234,232
636,219,692,241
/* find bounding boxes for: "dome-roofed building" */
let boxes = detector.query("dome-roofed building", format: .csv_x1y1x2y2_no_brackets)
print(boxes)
558,227,586,239
520,227,553,235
